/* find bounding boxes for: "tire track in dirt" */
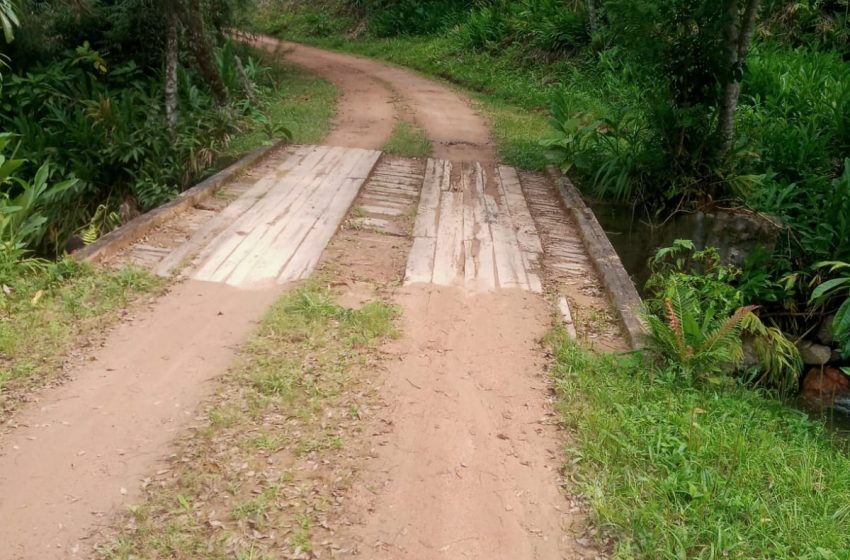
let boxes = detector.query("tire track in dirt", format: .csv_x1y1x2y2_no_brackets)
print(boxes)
249,34,495,163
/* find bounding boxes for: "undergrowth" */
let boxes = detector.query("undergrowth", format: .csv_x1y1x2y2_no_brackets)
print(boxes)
550,332,850,559
222,49,337,157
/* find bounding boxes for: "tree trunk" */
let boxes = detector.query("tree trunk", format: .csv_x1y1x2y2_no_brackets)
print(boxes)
587,0,601,36
716,0,760,159
174,0,229,106
234,54,257,104
165,6,179,133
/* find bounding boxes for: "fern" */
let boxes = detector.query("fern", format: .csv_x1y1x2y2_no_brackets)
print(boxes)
645,279,755,379
77,204,121,245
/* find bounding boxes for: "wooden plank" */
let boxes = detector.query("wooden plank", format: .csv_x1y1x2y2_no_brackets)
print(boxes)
190,146,338,282
221,146,357,286
153,146,314,276
432,189,464,286
366,181,419,192
277,149,381,283
358,204,406,217
190,144,335,279
191,146,342,283
461,163,477,287
225,147,373,286
411,159,447,239
361,187,418,200
496,165,543,293
468,164,497,291
482,169,529,290
404,237,437,284
558,296,578,339
497,165,543,254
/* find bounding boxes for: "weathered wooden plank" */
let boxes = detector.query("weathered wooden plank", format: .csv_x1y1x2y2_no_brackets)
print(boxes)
358,204,407,217
404,236,437,284
482,181,529,290
356,189,419,204
226,147,372,286
192,145,342,283
190,144,334,279
497,165,543,292
277,149,381,283
411,159,447,239
153,147,313,276
468,163,497,291
432,189,464,286
558,296,578,339
461,163,477,287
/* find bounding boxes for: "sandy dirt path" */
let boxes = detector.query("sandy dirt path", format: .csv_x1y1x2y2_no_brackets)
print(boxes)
249,34,495,163
0,281,281,558
340,286,590,558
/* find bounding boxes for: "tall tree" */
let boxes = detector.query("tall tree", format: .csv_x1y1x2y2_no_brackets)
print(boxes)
587,0,602,36
716,0,761,159
174,0,229,106
164,3,179,132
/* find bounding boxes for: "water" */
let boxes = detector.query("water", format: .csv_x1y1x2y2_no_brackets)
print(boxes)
588,199,850,438
588,200,777,295
796,396,850,446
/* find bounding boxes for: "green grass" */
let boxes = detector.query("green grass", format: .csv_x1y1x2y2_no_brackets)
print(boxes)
381,121,432,158
221,51,337,161
100,284,399,559
549,330,850,559
0,259,161,417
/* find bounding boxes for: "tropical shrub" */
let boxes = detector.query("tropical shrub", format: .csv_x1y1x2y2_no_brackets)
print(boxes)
644,241,802,394
0,133,78,282
810,261,850,359
1,37,283,254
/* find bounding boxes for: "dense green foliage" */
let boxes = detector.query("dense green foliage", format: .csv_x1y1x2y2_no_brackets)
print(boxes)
643,240,803,395
0,0,291,258
551,334,850,559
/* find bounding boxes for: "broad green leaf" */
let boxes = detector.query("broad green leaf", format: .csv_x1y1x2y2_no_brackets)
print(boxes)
811,278,850,302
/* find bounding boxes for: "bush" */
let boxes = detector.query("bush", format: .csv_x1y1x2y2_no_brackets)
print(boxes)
367,0,472,37
1,39,280,253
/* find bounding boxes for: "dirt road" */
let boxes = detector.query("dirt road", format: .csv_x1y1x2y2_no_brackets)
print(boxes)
248,34,495,164
0,35,611,559
340,286,585,558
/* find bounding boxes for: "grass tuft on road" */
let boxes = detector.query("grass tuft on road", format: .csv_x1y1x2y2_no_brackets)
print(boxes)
100,284,399,560
0,260,161,418
381,121,432,158
548,330,850,559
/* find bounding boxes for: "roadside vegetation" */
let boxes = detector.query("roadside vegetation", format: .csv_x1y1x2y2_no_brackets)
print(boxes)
99,284,399,559
0,260,161,418
550,330,850,559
